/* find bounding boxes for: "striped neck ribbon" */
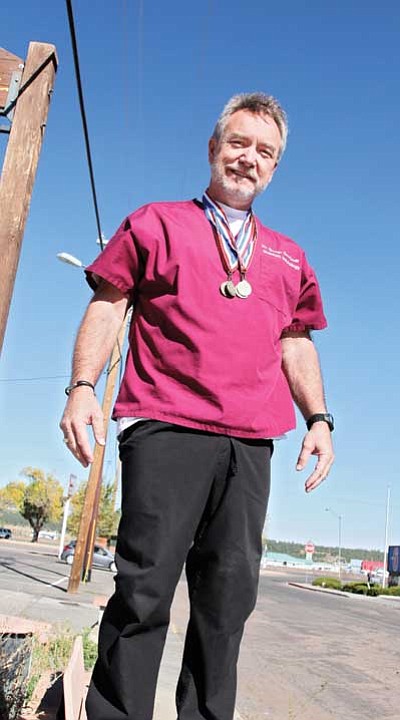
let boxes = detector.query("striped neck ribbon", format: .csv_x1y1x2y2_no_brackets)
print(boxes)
203,192,257,275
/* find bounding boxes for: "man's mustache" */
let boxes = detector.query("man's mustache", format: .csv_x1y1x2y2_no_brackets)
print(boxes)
227,165,257,182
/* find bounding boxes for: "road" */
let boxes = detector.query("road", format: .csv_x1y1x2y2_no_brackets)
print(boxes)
0,539,114,630
1,542,399,719
235,570,400,720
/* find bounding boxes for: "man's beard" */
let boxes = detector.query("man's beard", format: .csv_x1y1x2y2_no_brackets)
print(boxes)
210,160,267,206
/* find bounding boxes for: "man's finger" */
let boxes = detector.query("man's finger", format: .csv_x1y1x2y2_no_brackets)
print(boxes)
62,430,90,468
92,412,106,446
71,423,94,465
296,441,313,470
305,454,333,493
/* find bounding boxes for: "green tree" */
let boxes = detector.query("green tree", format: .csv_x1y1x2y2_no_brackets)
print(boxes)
68,480,120,539
19,467,63,542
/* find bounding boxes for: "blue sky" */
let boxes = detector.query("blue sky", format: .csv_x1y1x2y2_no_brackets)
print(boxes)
1,0,399,551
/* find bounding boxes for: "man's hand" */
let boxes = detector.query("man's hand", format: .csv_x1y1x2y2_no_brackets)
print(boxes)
296,422,334,493
59,279,129,467
60,387,105,467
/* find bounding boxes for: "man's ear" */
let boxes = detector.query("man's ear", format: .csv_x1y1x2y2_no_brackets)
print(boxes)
208,137,216,164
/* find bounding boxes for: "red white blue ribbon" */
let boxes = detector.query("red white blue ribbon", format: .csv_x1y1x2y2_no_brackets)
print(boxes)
203,192,257,275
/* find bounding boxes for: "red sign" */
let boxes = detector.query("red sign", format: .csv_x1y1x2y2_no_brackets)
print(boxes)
305,542,315,554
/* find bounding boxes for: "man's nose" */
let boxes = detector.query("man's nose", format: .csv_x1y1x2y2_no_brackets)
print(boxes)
238,146,257,166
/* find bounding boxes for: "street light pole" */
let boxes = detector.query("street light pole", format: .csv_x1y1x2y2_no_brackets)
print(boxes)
382,486,391,590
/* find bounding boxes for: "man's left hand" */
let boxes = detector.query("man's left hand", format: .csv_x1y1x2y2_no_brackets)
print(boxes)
296,423,334,493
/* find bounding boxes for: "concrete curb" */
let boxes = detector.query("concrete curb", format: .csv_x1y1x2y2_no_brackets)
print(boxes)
288,581,348,598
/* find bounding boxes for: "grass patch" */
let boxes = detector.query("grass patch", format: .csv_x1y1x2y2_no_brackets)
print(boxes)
379,586,400,596
82,628,98,670
313,578,400,598
25,626,98,704
312,577,342,590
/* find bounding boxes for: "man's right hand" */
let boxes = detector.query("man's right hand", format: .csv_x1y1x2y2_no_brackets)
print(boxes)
60,387,105,467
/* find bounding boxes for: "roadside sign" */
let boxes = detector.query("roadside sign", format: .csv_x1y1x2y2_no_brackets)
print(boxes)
305,542,315,554
388,546,400,574
67,474,77,497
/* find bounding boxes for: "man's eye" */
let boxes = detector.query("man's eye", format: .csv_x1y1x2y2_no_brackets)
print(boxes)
230,140,243,147
260,150,273,159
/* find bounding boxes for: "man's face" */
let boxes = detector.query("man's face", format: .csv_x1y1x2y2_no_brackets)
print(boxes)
208,109,281,210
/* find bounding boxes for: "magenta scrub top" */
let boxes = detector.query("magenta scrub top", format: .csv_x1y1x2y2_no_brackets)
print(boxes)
85,200,327,439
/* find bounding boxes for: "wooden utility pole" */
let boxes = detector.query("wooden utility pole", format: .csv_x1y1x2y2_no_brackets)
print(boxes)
67,315,129,593
0,43,57,354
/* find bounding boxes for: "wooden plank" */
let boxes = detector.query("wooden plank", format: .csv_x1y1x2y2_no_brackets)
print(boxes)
0,42,57,354
63,636,88,720
0,47,24,108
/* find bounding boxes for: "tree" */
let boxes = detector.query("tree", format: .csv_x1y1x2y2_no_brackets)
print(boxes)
19,467,63,542
97,482,120,538
0,481,25,512
68,480,120,539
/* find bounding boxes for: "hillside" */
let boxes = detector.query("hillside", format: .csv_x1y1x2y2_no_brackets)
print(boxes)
265,538,384,562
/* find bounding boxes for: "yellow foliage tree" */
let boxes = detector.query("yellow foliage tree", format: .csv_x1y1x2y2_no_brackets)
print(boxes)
19,467,64,542
0,481,25,512
68,481,120,539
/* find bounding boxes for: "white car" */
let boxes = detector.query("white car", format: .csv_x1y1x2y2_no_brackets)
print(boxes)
371,568,388,583
39,530,58,540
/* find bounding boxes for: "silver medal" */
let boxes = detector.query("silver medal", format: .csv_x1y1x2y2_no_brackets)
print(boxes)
220,280,236,298
236,279,252,298
220,281,229,297
225,280,237,298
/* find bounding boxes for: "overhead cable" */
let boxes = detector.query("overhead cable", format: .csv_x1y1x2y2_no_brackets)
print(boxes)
65,0,105,250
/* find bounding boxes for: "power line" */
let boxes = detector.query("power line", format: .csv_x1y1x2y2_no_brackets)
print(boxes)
65,0,105,250
0,375,70,382
0,372,107,383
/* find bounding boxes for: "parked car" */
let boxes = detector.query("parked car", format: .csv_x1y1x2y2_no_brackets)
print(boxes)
39,530,58,540
61,540,116,572
0,527,12,539
371,567,389,583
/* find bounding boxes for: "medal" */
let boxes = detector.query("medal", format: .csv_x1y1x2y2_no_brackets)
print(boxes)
203,193,258,300
225,279,237,298
220,281,229,297
235,279,252,299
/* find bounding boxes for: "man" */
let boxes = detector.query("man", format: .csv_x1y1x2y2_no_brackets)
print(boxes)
60,92,334,720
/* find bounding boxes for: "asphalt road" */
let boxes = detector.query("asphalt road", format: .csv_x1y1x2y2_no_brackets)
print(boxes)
0,539,115,630
236,570,400,720
1,542,399,719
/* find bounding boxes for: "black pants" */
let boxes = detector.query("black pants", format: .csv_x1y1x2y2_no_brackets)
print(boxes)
86,421,272,720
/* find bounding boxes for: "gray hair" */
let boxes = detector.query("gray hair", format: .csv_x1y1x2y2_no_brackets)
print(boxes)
212,92,288,161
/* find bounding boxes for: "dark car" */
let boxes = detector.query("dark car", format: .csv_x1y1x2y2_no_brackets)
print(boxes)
61,540,116,572
0,527,12,539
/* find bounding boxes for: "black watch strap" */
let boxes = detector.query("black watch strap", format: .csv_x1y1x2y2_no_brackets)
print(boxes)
306,413,334,432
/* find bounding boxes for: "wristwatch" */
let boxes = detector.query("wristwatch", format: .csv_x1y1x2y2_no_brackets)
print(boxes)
306,413,334,432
